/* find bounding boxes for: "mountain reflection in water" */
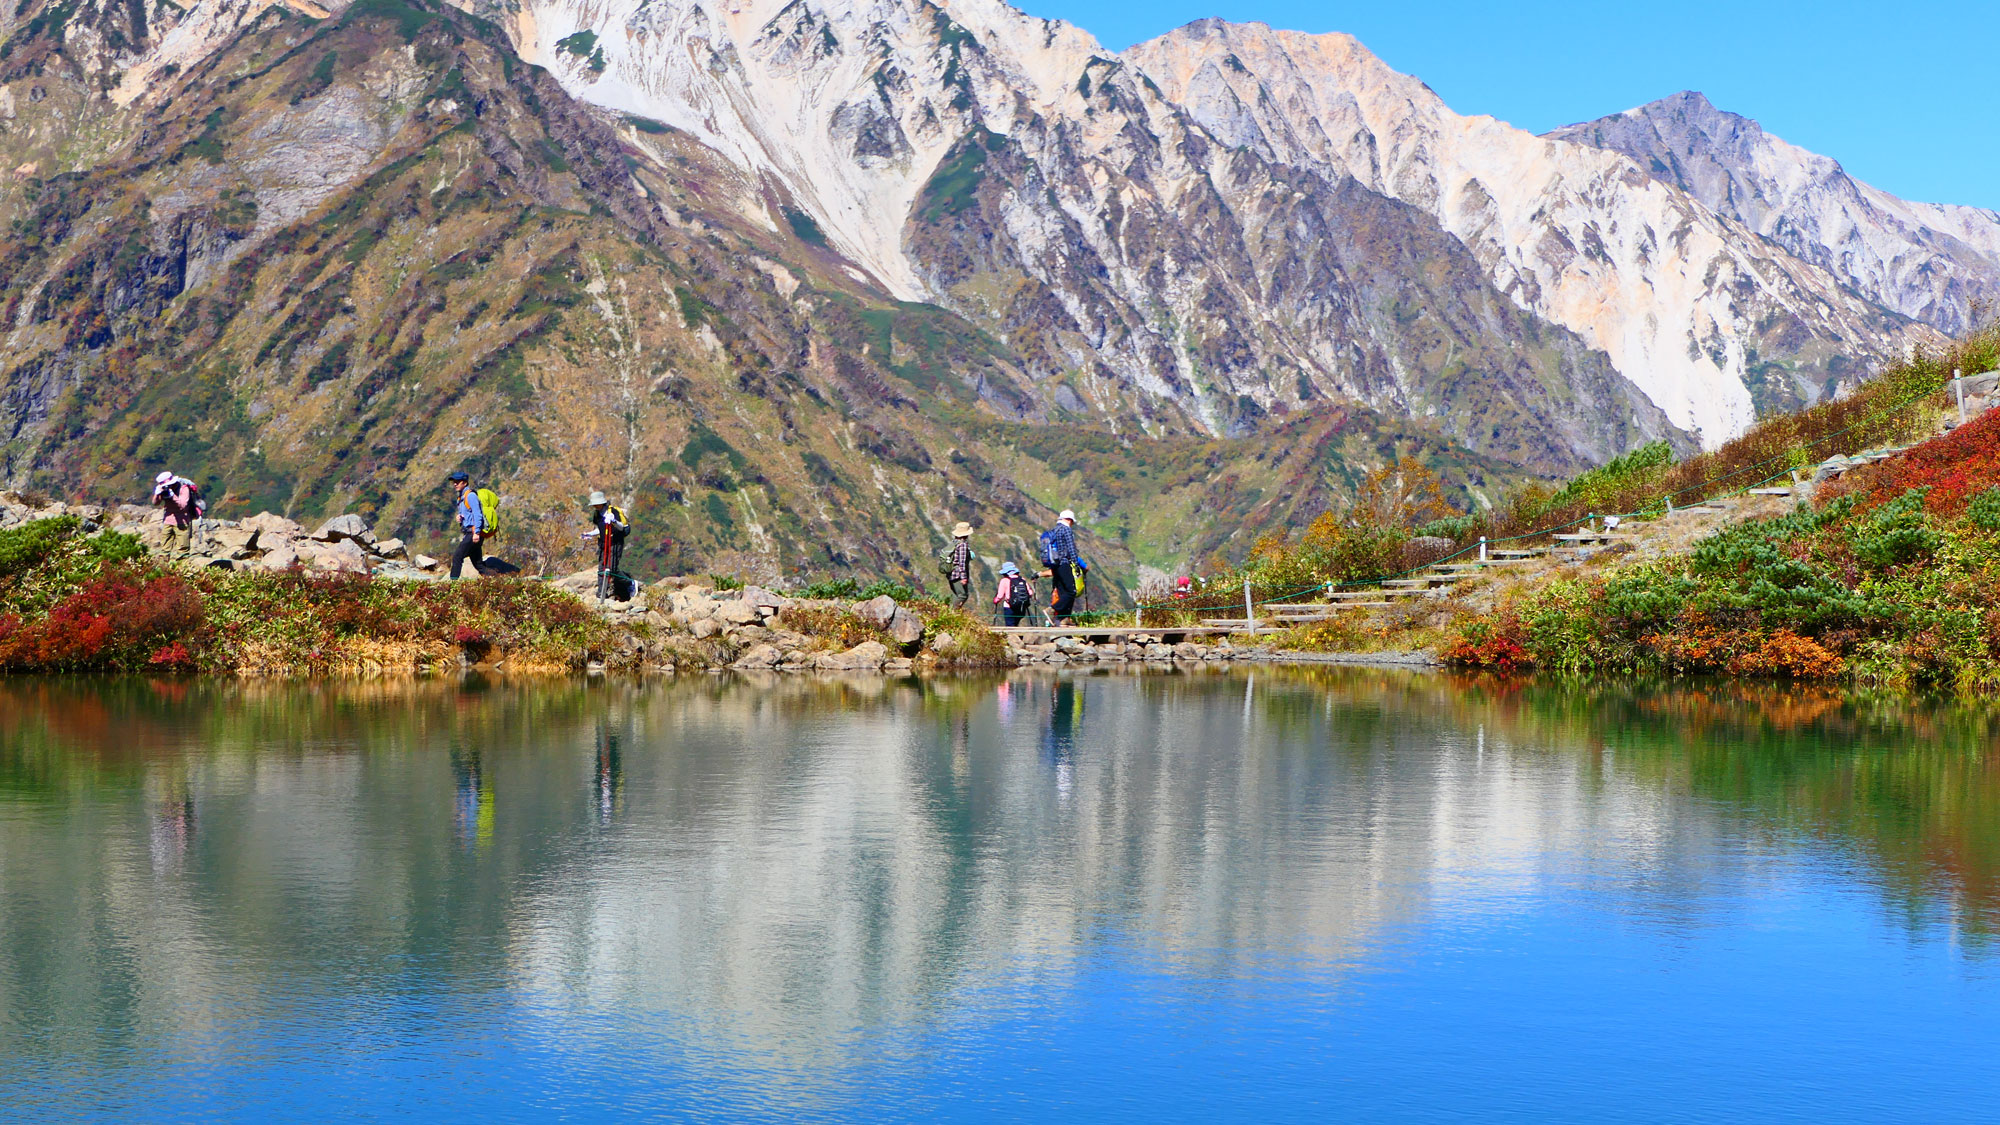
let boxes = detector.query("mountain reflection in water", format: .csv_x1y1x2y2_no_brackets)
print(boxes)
1,669,1997,1119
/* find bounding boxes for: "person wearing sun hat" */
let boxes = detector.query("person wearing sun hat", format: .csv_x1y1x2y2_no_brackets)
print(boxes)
946,520,973,608
583,490,632,600
1043,509,1080,623
993,561,1032,626
151,470,205,559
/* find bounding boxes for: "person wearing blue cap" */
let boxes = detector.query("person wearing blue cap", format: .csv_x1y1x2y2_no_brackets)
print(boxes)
446,471,485,580
993,561,1033,626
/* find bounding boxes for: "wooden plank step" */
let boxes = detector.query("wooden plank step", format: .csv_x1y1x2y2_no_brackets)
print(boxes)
1748,487,1793,496
1553,532,1612,543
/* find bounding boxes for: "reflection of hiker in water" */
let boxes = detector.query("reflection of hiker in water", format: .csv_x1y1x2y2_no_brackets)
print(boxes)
1041,680,1079,797
596,723,623,826
451,744,492,845
150,781,195,870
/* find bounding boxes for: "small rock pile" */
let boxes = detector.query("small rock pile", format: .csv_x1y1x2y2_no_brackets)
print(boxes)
539,574,933,673
0,494,442,577
1005,633,1268,665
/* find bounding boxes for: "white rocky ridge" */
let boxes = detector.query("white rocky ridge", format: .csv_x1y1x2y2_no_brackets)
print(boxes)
1548,91,2000,337
90,0,1985,448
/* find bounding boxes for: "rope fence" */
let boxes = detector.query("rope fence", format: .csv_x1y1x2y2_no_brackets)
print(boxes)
1046,370,1982,630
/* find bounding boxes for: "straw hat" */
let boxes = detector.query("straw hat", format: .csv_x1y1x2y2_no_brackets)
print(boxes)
588,490,608,506
952,521,972,537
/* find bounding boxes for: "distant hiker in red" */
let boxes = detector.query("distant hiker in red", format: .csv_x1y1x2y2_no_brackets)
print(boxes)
151,471,204,559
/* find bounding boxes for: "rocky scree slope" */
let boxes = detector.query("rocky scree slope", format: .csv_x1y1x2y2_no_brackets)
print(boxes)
457,0,1684,467
0,0,1525,588
1550,91,2000,340
461,0,1939,445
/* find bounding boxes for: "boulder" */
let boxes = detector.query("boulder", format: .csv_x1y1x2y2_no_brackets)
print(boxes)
670,587,716,619
208,526,261,559
887,606,924,646
731,643,782,669
853,595,898,629
313,539,369,574
739,584,790,611
555,568,599,594
690,617,722,640
258,545,300,572
242,512,304,540
1402,535,1456,569
933,632,956,653
311,514,374,545
816,640,889,671
413,553,440,571
715,599,760,626
374,537,408,559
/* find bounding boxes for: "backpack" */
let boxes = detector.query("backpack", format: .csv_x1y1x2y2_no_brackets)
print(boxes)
1038,529,1059,567
476,487,501,538
936,548,955,577
183,480,206,519
1007,574,1033,610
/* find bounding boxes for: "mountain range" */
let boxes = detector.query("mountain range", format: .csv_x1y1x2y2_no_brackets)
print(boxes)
2,0,1995,584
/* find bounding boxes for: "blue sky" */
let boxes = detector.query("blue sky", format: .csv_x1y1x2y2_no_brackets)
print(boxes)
1018,0,1999,209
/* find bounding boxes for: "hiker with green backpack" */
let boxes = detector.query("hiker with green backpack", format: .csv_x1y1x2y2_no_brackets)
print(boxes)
938,521,972,608
446,471,496,580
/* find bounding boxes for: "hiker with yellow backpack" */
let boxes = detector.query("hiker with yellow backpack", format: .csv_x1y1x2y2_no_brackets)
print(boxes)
446,471,501,580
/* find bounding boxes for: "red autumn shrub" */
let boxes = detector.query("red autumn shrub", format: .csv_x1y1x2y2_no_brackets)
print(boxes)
1443,616,1533,673
1827,405,2000,516
0,566,206,671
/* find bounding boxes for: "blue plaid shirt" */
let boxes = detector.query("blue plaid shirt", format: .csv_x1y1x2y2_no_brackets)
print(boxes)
1046,521,1077,564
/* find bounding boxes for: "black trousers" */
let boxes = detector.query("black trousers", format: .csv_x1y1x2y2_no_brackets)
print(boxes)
597,537,627,599
1001,606,1025,626
450,532,483,579
1050,562,1077,621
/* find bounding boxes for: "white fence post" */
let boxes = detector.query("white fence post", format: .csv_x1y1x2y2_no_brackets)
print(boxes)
1243,579,1255,633
1955,368,1967,426
1478,536,1488,563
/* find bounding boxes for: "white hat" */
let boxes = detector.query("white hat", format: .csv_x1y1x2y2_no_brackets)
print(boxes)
588,490,608,506
1058,509,1075,522
155,471,174,484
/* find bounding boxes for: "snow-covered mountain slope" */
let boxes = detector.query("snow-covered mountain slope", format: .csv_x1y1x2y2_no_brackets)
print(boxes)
1548,91,2000,338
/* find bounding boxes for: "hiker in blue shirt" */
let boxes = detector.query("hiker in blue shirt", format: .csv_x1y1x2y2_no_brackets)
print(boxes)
1041,509,1081,624
448,471,485,580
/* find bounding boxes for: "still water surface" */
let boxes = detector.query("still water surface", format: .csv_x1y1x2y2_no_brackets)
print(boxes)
2,670,1998,1120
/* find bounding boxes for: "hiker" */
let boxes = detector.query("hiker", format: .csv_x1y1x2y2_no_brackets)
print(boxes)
994,561,1032,626
583,490,631,600
447,470,485,580
1173,576,1193,599
1040,509,1081,624
947,521,973,608
150,471,204,559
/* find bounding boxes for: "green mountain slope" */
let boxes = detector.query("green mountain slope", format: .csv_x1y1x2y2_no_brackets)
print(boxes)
0,0,1529,597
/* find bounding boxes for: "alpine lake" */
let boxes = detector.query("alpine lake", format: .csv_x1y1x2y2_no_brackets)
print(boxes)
3,668,1998,1120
